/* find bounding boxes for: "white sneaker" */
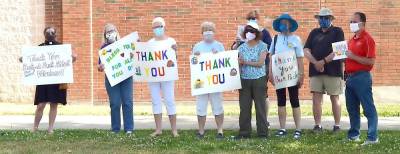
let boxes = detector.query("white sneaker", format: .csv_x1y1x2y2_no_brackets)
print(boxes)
348,135,361,142
361,139,379,146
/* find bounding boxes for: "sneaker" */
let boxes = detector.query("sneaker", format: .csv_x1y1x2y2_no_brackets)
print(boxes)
266,121,271,129
348,135,361,142
216,133,224,140
361,139,379,146
126,131,133,135
313,125,323,133
333,125,341,133
196,132,205,139
275,129,287,137
293,130,302,140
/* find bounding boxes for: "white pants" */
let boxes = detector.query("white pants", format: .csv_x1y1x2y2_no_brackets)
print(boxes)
196,92,223,116
148,81,176,115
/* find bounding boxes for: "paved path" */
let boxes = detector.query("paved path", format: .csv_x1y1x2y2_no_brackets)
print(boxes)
1,115,399,130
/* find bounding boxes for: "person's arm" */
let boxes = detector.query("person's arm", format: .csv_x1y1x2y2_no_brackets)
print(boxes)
297,57,305,88
347,51,375,65
268,54,274,85
242,51,267,67
72,52,77,63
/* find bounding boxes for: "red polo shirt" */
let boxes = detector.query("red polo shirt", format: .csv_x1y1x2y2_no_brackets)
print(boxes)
345,30,376,73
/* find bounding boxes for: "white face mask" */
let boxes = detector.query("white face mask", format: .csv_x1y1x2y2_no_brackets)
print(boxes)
203,31,214,42
106,31,117,43
245,32,256,41
350,23,360,33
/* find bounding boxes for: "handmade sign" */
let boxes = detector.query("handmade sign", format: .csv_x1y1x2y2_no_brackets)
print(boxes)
98,32,139,87
22,44,73,85
271,51,299,90
190,50,241,96
332,40,348,60
132,42,179,82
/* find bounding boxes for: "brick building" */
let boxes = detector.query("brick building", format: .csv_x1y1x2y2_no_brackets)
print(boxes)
1,0,399,104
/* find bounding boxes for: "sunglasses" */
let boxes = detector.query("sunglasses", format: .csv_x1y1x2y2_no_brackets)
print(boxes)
247,17,257,21
244,27,258,33
349,21,361,23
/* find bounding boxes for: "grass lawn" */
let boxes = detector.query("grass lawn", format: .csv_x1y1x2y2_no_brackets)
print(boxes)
0,129,399,153
1,102,399,117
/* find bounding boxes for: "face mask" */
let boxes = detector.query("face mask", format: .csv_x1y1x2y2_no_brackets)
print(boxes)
248,19,257,24
245,32,256,41
153,27,165,37
350,23,360,33
279,24,289,32
319,18,331,28
203,31,214,42
105,32,117,43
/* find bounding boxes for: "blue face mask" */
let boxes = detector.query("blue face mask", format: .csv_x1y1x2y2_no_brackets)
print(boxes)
153,27,165,37
319,18,331,28
279,24,288,32
248,19,257,24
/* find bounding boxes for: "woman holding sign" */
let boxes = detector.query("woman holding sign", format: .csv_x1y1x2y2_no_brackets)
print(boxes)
192,21,225,139
234,22,269,139
268,13,304,139
97,23,134,134
148,17,179,137
19,26,77,134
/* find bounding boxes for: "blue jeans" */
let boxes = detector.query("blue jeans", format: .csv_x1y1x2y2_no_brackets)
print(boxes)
345,71,378,141
105,76,134,132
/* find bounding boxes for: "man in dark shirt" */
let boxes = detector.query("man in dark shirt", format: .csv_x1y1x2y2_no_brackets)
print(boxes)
304,8,344,133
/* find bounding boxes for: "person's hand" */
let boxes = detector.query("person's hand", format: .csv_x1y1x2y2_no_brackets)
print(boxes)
314,60,325,72
326,52,335,62
194,51,200,56
238,57,245,65
171,44,178,51
346,50,356,60
297,73,304,88
71,53,77,63
97,64,105,72
18,57,23,63
130,52,134,59
268,73,275,86
212,49,218,54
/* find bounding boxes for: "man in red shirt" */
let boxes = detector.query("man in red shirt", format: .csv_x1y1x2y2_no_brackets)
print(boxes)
345,12,378,146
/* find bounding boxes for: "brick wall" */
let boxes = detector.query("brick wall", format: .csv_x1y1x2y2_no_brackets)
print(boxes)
2,0,399,104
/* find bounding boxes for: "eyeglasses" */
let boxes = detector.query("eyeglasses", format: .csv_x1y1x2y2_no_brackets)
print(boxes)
152,25,164,29
247,17,257,21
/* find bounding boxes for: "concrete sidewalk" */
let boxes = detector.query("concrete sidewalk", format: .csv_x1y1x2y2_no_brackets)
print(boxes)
1,115,399,130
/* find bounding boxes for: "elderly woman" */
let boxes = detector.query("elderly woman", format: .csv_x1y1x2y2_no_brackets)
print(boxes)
148,17,179,137
268,13,304,139
234,22,269,140
98,23,134,134
192,21,225,139
232,9,273,128
19,26,77,134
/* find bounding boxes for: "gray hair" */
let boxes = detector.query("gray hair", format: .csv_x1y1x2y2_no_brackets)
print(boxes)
200,21,216,33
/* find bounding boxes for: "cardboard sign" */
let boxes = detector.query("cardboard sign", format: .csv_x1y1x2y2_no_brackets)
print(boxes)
22,44,73,85
190,50,241,96
132,42,179,82
332,41,348,60
271,51,299,90
98,32,139,87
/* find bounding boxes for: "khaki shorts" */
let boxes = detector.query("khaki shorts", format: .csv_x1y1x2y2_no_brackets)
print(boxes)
310,75,344,95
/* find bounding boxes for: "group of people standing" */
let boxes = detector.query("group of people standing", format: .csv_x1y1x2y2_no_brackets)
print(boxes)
23,7,378,146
